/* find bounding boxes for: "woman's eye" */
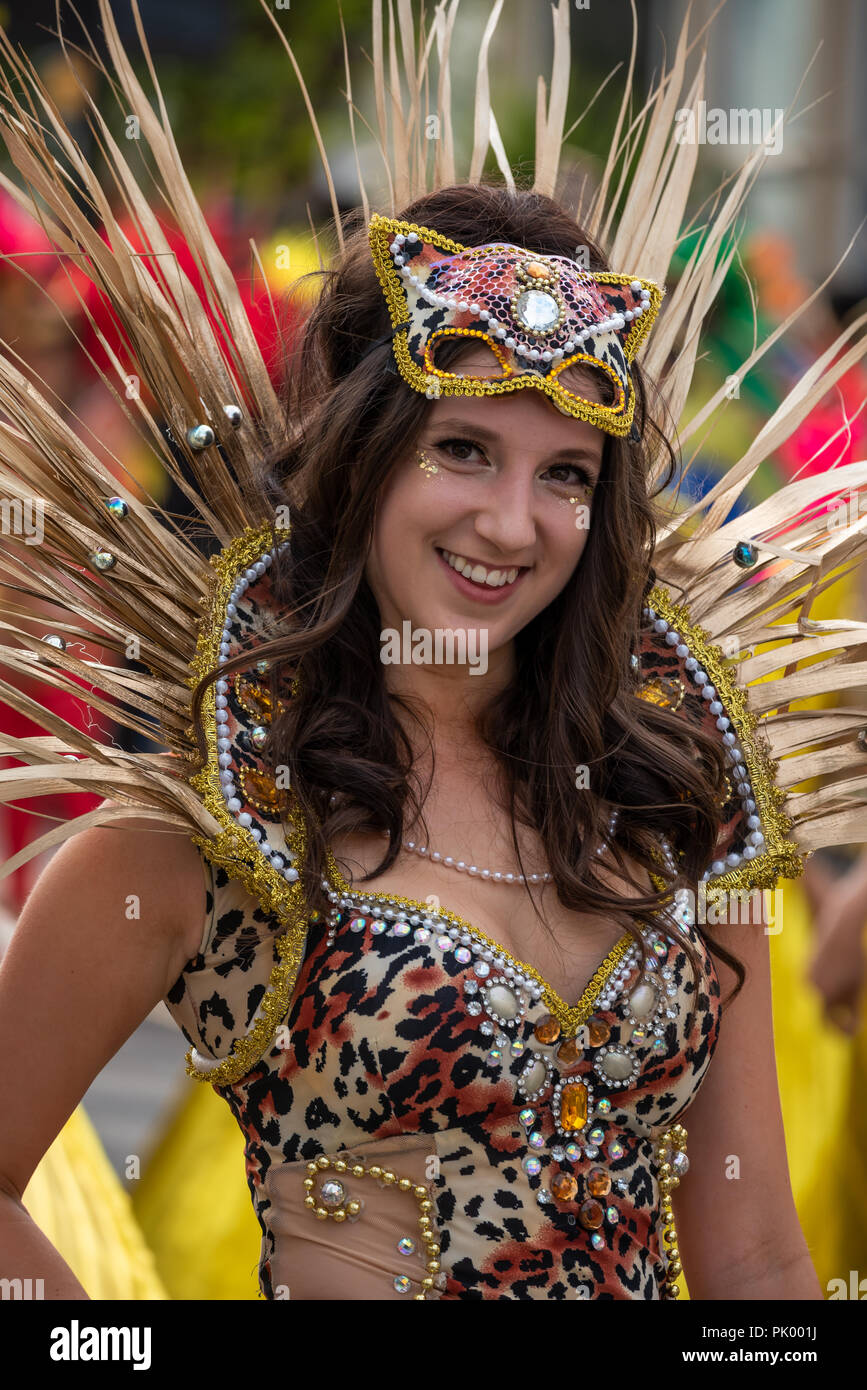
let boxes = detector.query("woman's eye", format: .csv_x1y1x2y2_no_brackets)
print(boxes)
546,463,594,487
432,437,487,463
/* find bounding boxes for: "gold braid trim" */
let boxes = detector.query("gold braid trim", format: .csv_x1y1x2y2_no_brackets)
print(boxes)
366,214,663,437
183,522,308,1087
648,585,804,897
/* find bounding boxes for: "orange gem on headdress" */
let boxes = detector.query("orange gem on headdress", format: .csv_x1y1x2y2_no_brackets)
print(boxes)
524,260,549,279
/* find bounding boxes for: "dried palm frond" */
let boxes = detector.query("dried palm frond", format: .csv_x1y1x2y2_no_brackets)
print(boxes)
0,0,864,883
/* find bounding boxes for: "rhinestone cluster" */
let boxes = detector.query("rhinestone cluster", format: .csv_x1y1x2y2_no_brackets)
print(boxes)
387,232,653,361
324,868,687,1257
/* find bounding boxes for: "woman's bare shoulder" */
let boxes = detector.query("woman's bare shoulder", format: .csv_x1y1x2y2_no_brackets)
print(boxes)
57,803,209,969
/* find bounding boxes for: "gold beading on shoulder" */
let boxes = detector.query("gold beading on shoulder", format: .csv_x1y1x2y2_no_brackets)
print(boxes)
184,521,310,1086
647,585,803,895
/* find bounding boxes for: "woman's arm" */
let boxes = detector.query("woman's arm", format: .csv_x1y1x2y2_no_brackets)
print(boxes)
0,812,207,1297
669,889,822,1300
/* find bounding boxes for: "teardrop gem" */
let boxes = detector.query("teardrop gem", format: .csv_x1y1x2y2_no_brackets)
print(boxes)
556,1035,583,1068
240,766,286,811
587,1017,611,1046
578,1198,604,1230
551,1171,578,1201
587,1167,611,1197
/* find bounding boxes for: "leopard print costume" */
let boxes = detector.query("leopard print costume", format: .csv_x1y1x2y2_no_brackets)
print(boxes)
161,531,799,1300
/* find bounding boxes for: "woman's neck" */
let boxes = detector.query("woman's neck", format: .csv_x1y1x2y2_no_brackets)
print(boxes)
382,636,516,748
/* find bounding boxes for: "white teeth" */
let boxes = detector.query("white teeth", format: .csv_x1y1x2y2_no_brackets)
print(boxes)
441,550,522,587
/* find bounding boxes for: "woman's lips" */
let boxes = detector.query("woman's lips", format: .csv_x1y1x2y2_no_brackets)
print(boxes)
434,546,529,603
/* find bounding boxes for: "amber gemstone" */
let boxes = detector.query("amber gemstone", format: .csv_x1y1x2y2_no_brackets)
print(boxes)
525,260,549,279
587,1017,611,1046
635,676,685,712
534,1013,561,1045
586,1166,611,1198
239,678,273,717
560,1081,588,1131
240,766,285,811
556,1035,583,1067
551,1171,578,1202
579,1198,604,1230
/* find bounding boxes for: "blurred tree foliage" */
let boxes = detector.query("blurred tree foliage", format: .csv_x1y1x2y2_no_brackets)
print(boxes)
0,0,657,233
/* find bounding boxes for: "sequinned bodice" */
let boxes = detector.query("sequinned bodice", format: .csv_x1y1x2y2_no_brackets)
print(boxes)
164,859,719,1300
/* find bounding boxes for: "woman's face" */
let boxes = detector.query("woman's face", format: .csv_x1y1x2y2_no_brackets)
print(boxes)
365,345,607,658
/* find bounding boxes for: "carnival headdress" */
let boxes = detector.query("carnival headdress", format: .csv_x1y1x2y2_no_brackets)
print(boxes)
0,0,866,1086
366,214,663,433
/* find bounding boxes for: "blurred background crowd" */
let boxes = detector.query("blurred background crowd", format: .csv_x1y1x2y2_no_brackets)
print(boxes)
1,0,866,1299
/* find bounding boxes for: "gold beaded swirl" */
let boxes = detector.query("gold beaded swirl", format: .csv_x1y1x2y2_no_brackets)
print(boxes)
304,1154,441,1300
655,1122,688,1299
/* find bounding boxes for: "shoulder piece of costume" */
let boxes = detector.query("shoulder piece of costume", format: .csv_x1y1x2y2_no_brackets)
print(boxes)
1,0,866,1088
637,586,803,896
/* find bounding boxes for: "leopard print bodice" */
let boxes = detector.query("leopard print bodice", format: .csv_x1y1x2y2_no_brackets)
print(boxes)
164,857,720,1300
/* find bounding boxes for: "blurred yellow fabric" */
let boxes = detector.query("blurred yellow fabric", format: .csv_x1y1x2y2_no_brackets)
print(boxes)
132,1081,261,1300
21,1104,168,1299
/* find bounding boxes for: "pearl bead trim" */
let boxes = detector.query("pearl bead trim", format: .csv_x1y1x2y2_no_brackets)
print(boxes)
213,541,300,886
642,603,766,881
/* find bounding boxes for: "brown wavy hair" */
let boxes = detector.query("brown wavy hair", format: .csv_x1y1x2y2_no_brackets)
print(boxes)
191,181,746,1008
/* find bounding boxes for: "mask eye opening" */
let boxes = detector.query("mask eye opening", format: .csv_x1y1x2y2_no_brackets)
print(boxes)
426,329,511,380
551,356,624,412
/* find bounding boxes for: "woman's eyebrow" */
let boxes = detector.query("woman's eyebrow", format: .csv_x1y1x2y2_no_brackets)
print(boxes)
430,417,601,464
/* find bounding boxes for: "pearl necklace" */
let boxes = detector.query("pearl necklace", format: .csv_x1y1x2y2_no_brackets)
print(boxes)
392,810,620,887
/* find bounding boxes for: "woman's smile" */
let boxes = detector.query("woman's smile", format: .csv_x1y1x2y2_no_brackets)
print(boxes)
435,546,530,603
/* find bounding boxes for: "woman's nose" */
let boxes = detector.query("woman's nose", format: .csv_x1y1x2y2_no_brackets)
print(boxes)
472,470,537,554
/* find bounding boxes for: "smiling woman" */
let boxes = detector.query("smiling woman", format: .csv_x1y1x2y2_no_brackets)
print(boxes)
1,0,851,1310
172,183,771,1300
238,185,729,963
